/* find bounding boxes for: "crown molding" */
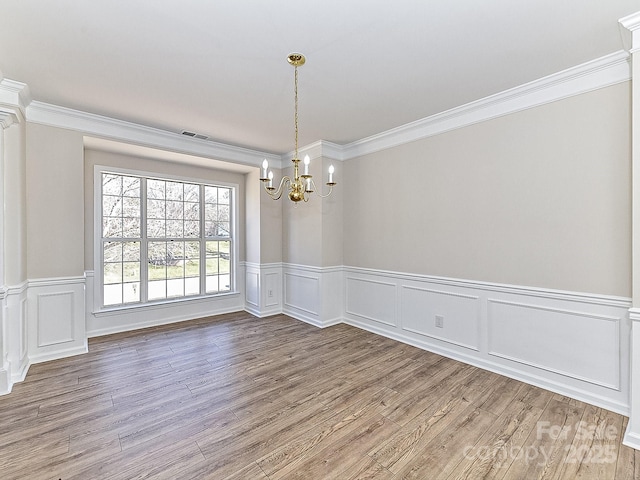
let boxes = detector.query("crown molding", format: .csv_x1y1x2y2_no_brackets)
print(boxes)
620,11,640,53
620,11,640,31
0,75,31,113
283,140,345,162
15,49,632,167
341,50,631,160
25,101,280,168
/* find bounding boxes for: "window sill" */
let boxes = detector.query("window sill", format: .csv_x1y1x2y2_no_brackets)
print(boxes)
92,291,241,317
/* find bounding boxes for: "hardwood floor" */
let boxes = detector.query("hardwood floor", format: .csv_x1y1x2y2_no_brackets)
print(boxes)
1,311,639,479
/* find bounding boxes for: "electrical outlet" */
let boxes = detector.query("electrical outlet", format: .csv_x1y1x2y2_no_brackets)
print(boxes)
435,315,444,328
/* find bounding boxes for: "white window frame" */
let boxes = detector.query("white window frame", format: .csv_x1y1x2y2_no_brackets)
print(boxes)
93,165,238,312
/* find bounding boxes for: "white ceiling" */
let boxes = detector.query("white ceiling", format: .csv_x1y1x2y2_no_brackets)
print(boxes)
0,1,637,155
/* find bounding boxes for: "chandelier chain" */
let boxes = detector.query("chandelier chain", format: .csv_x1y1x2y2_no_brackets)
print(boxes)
260,53,335,203
294,65,299,159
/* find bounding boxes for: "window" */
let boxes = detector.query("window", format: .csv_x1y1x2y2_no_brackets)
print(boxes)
99,170,234,308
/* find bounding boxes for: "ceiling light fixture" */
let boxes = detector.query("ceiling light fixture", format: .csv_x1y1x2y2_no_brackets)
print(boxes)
260,53,336,202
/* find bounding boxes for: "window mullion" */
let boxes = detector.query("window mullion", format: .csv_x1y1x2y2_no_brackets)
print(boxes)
199,183,206,295
140,177,149,303
225,189,232,292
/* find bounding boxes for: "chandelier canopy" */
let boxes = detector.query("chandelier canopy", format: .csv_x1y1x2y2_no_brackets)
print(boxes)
260,53,336,203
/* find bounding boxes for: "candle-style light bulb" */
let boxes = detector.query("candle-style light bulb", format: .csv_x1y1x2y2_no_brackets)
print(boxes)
303,155,310,176
328,164,335,184
268,170,274,188
262,159,269,179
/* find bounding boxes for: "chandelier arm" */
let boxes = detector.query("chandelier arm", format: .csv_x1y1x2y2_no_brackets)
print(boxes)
308,178,335,198
259,53,338,204
265,176,292,200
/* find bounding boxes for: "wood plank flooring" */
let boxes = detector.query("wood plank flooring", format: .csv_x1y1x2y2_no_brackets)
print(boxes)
1,311,639,479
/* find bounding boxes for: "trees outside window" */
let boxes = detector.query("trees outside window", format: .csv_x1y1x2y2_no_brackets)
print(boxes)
100,171,233,307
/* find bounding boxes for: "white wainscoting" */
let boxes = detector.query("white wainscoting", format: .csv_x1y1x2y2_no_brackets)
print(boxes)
283,264,343,328
6,264,631,417
401,285,481,352
0,282,29,395
488,299,620,390
346,277,397,327
7,283,28,385
27,276,87,364
342,266,631,415
0,287,7,394
245,265,260,313
85,270,245,337
320,267,344,326
244,262,282,318
284,267,321,324
624,308,640,450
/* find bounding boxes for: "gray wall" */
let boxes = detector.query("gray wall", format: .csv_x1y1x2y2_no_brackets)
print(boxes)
25,123,255,281
26,123,84,279
343,83,631,297
282,157,343,267
24,82,632,298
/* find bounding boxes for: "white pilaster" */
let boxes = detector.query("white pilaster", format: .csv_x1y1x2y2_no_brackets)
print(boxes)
244,262,283,317
0,76,29,394
620,11,640,449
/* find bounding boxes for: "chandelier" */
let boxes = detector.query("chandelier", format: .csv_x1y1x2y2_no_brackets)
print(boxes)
260,53,336,202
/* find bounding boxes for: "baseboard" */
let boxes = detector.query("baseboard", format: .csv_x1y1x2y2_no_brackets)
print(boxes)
283,306,342,328
1,281,28,395
244,305,282,318
29,344,88,364
0,355,30,395
344,315,628,415
0,366,10,395
624,425,640,450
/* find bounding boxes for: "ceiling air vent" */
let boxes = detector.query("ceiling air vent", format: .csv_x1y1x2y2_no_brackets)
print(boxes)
181,130,209,140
